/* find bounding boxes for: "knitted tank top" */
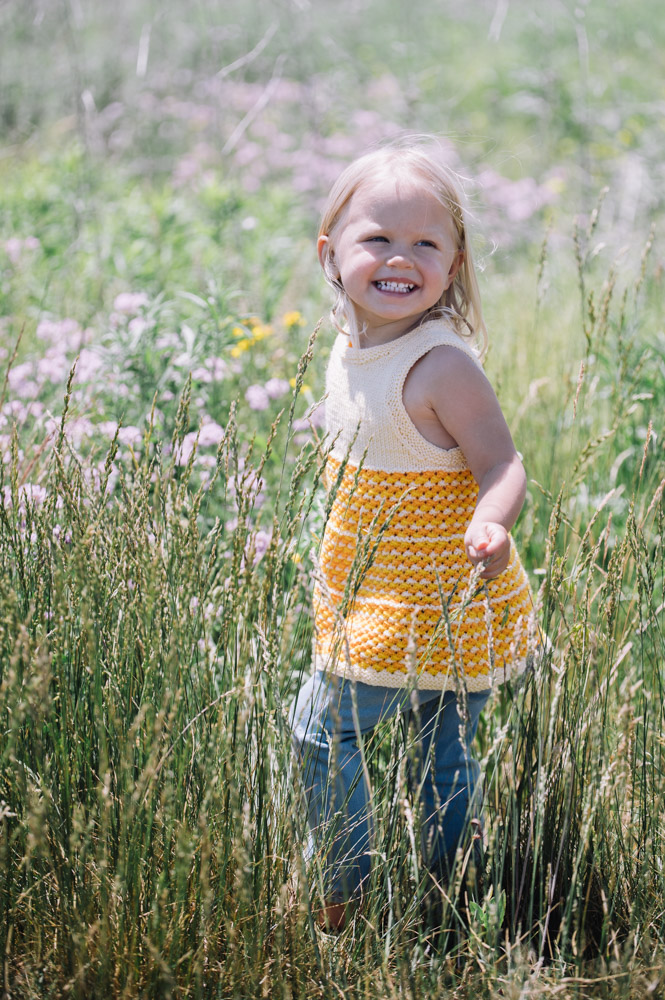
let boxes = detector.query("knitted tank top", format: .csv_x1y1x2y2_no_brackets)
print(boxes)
313,319,536,692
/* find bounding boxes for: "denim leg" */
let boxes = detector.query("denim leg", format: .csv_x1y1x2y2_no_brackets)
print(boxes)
291,672,410,900
407,688,490,876
290,674,490,899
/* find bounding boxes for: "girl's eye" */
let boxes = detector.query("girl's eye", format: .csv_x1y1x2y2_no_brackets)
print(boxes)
367,236,389,243
416,240,437,248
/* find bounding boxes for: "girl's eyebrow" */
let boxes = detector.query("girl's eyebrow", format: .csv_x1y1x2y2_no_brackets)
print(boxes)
358,224,388,236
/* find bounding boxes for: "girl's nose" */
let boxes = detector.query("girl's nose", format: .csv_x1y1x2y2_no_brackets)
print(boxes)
387,249,414,268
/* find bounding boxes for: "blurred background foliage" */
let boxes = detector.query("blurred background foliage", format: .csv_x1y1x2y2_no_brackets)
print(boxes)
1,0,663,408
2,0,664,236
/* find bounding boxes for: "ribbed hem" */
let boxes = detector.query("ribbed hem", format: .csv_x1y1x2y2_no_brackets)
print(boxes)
313,650,530,692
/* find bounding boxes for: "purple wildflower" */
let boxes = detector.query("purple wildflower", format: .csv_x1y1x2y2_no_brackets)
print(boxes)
1,483,48,510
155,333,180,350
293,401,326,432
65,417,95,447
192,356,228,383
245,384,270,411
174,435,196,466
197,420,225,448
0,436,12,464
240,470,265,509
113,292,149,315
128,316,150,336
97,420,119,438
265,377,291,400
36,349,71,384
251,529,272,564
478,169,558,223
7,361,37,393
117,425,143,447
4,237,40,264
36,318,82,349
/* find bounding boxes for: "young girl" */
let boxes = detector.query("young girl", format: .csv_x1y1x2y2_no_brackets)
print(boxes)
291,139,535,930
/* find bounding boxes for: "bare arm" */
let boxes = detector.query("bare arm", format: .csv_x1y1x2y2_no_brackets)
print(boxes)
410,346,526,579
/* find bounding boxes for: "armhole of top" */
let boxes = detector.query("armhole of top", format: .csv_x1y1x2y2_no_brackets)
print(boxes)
388,328,482,469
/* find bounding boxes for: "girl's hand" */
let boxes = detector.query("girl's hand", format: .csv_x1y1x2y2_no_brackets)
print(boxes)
464,521,511,579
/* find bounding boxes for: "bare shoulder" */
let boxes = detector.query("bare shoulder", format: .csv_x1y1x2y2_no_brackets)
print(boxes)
402,344,502,453
410,342,508,435
407,344,492,398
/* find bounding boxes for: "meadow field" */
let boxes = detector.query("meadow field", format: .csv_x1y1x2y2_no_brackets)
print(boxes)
0,0,664,996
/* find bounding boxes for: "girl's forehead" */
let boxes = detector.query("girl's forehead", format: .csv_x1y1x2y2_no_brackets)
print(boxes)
339,170,455,231
353,168,428,204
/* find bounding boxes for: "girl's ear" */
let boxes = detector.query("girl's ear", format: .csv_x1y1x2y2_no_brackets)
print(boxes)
446,250,464,289
318,235,339,278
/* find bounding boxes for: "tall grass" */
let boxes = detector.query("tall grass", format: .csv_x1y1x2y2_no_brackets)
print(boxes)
0,338,324,997
0,198,663,998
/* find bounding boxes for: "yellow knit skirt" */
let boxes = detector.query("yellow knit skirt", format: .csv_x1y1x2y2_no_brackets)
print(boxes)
313,458,537,691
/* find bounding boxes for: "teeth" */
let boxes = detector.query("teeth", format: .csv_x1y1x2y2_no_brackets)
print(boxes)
376,280,416,293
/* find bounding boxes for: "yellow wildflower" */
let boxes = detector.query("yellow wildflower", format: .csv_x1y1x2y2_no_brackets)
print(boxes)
282,310,304,328
232,325,247,339
289,377,311,392
230,339,252,358
251,323,273,342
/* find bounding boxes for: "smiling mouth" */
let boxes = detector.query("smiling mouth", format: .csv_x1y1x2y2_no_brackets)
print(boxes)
374,280,418,294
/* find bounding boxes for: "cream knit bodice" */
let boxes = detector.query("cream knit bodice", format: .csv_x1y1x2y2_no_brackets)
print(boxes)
325,320,481,472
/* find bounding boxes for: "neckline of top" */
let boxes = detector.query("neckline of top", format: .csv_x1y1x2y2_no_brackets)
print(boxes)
338,319,464,361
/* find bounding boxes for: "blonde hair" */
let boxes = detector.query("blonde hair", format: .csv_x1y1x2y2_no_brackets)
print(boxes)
318,138,488,357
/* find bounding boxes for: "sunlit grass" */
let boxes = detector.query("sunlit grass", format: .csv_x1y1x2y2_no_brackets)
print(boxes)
1,193,663,994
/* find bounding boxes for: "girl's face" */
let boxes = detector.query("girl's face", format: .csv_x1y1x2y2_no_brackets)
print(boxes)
318,171,463,344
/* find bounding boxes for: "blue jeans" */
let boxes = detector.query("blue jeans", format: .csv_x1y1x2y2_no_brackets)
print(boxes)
291,671,490,901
